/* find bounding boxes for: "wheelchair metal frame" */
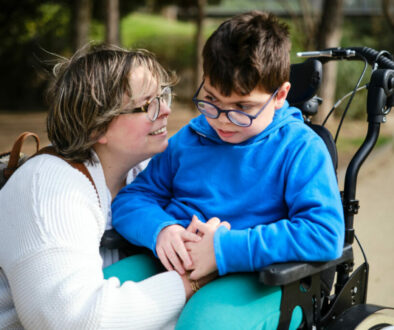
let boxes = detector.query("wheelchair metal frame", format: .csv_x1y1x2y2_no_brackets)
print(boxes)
259,48,394,330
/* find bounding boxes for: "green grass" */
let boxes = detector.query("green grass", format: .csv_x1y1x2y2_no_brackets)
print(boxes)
336,135,392,153
121,13,196,43
90,13,220,71
124,13,219,69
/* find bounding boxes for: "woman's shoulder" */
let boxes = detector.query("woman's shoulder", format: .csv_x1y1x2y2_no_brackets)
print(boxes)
4,154,98,201
14,154,83,182
1,153,104,229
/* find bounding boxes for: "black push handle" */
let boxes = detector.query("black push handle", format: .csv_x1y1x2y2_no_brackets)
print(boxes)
347,47,394,69
298,47,394,69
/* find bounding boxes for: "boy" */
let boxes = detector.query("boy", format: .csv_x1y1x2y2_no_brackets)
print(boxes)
112,11,344,329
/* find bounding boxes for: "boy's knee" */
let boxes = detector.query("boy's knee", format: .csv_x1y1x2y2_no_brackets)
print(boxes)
176,274,287,329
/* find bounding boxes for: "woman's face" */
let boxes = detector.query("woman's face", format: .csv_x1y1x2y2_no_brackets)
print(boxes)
97,66,171,164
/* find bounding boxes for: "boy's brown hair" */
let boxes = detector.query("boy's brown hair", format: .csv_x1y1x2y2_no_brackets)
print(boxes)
203,11,291,96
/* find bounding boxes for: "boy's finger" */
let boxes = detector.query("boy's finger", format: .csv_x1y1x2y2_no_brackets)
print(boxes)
157,248,174,272
181,230,201,242
186,215,200,233
184,241,192,251
166,246,185,275
206,217,220,227
172,240,193,269
219,221,231,230
189,219,211,234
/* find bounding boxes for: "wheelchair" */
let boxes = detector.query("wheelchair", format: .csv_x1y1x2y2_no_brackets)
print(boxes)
102,46,394,329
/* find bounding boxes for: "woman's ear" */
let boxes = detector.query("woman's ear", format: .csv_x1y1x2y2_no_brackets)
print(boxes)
93,130,107,145
97,135,108,144
274,82,291,109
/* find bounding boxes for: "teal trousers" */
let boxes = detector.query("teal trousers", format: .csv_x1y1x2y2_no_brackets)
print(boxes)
103,254,302,329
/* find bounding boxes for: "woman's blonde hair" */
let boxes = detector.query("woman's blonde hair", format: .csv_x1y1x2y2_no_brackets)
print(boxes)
46,44,176,162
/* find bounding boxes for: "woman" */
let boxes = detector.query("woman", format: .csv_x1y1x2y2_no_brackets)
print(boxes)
0,46,219,329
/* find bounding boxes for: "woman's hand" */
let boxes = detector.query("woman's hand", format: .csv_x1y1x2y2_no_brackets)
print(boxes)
156,224,201,275
180,269,219,301
185,216,230,280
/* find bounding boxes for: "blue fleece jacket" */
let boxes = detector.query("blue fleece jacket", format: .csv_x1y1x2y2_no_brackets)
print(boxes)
112,101,344,275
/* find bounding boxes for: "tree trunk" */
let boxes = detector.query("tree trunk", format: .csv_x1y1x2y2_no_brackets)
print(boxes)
195,0,206,90
313,0,344,124
105,0,120,46
382,0,394,30
71,0,92,52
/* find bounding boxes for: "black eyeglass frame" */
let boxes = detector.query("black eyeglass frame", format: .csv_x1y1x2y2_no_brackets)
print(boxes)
192,80,279,127
119,86,172,122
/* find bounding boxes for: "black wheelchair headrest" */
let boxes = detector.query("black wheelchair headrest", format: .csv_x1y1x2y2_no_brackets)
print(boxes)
287,59,337,171
287,59,323,116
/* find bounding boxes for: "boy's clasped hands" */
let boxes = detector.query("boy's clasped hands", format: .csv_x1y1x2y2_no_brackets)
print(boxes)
156,215,230,280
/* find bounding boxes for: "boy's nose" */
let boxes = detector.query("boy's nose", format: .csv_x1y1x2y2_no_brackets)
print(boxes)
217,112,230,124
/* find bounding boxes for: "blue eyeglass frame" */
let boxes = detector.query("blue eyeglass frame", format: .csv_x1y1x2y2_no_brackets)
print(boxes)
192,80,279,127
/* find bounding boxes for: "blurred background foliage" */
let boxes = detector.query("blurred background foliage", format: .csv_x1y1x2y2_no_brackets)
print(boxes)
0,0,393,121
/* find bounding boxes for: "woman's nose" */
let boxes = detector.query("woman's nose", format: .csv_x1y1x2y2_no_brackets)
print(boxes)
159,100,171,117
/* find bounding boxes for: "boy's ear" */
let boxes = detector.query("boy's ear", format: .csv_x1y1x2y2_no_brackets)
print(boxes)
274,82,291,109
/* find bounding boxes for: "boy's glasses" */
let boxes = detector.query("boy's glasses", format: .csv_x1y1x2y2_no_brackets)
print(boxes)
120,86,172,122
192,81,278,127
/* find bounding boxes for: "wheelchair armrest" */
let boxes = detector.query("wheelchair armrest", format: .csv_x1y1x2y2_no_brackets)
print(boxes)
259,244,353,286
100,229,132,250
100,229,153,256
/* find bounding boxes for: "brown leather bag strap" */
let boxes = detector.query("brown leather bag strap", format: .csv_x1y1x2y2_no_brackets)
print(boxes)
36,146,101,208
3,132,40,179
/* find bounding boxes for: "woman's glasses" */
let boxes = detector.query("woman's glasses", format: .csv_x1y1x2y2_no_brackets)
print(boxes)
121,86,172,121
193,81,278,127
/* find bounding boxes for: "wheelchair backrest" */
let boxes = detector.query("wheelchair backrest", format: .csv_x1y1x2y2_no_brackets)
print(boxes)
287,59,338,171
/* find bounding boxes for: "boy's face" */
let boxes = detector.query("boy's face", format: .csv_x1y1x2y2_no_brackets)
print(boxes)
198,77,290,144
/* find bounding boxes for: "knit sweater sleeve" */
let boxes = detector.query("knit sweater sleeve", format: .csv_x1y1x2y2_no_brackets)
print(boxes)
0,156,185,329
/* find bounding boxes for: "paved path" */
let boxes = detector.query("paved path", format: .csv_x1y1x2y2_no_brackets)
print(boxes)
341,141,394,307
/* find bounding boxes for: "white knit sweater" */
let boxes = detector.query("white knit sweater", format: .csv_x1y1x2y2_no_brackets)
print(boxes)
0,154,186,329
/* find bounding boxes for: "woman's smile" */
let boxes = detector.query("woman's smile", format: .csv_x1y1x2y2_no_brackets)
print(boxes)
149,126,167,136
